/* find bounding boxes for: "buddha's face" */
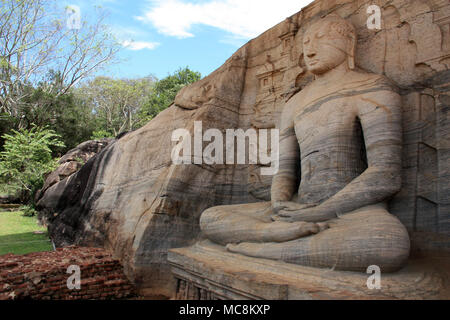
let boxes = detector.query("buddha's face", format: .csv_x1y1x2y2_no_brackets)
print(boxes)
303,21,351,75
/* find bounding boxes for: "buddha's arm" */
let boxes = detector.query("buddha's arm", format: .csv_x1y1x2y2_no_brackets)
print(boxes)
271,103,300,205
283,90,403,222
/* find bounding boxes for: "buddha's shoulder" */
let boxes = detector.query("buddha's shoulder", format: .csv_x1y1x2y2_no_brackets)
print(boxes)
349,70,398,91
351,72,402,111
284,88,308,112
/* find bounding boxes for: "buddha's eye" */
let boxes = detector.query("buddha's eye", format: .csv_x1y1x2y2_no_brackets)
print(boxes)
303,37,310,45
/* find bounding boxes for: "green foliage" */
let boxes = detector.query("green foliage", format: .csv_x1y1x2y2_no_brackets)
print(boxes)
79,76,156,136
20,204,38,217
0,112,18,145
0,126,65,203
77,68,201,136
91,129,114,140
139,67,201,121
18,80,97,153
0,66,201,164
73,157,86,166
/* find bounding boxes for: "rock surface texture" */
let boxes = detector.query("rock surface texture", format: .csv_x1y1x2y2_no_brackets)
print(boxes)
36,139,113,204
38,0,450,296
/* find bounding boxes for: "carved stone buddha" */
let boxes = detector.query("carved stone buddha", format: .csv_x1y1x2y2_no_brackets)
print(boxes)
199,15,411,273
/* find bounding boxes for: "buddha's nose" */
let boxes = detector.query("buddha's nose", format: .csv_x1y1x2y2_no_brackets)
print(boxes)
305,42,318,58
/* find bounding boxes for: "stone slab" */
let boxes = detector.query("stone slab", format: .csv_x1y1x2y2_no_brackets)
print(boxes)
168,241,450,300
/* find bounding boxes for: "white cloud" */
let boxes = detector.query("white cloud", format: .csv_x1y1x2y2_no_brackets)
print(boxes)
110,26,160,51
137,0,314,39
122,40,160,51
111,26,147,41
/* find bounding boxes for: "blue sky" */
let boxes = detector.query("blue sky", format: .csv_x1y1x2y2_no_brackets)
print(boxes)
64,0,313,80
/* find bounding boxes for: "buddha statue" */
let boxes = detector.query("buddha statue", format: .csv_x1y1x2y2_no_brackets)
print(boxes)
199,15,410,273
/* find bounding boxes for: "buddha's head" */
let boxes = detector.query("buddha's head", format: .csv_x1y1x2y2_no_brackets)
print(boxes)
303,14,356,75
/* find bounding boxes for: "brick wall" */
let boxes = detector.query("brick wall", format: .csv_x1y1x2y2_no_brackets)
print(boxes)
0,247,136,300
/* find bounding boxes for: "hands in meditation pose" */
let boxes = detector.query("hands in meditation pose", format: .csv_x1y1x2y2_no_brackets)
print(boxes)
200,15,410,272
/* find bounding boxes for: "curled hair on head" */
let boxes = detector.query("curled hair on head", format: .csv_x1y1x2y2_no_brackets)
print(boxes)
323,14,356,36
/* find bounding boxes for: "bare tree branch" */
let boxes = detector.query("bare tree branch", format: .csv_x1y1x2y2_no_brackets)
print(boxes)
0,0,121,116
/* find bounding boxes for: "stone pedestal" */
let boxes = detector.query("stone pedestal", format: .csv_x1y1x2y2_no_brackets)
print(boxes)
168,241,449,300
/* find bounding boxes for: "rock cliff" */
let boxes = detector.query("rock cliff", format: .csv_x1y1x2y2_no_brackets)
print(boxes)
38,0,450,296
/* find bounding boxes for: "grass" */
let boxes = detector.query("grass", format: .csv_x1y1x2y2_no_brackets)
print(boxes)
0,210,53,256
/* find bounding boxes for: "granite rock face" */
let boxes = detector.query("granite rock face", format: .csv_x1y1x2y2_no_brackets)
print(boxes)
35,139,113,203
37,52,249,295
38,0,450,296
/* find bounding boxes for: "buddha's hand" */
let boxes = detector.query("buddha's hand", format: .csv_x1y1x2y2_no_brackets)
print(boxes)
272,201,317,215
272,202,331,224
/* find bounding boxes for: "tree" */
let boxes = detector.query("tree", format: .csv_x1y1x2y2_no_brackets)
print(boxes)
79,76,156,137
0,125,64,203
0,0,121,120
138,67,201,124
8,75,97,153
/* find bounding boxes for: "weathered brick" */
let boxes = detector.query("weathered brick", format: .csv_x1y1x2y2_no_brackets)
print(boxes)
0,247,136,300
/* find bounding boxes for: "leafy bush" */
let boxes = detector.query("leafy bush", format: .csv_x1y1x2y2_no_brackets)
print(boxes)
20,204,38,217
91,129,114,140
0,126,65,203
138,67,201,121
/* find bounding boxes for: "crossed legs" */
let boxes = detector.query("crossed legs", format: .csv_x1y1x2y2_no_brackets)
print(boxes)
200,202,410,272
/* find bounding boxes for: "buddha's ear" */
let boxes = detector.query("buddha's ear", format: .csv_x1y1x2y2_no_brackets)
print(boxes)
348,35,356,69
298,53,306,74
